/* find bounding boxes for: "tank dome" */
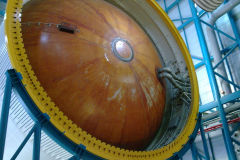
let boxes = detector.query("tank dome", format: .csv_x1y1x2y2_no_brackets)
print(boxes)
21,0,166,150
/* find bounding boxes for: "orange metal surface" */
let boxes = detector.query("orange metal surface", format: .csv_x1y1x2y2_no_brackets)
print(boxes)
21,0,166,150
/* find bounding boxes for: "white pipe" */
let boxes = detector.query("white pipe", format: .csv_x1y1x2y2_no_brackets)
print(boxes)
208,0,240,24
206,0,240,95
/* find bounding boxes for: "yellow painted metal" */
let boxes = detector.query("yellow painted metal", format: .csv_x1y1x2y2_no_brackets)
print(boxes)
4,0,199,159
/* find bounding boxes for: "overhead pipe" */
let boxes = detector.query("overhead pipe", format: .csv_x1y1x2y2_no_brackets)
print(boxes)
203,102,240,122
205,0,240,96
199,117,240,133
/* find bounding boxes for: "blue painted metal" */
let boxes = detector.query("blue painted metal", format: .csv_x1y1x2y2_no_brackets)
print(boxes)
191,143,198,160
227,4,240,92
68,156,78,160
188,0,237,159
214,72,240,90
177,18,194,31
191,55,203,61
221,129,231,157
163,0,167,12
194,57,214,70
198,153,205,160
165,0,181,13
1,69,104,160
200,20,237,41
162,0,240,158
198,10,207,18
216,25,225,50
213,43,238,70
11,125,36,160
207,133,216,160
72,144,86,159
177,3,190,50
172,17,192,22
225,58,237,91
188,1,216,95
217,34,238,92
221,90,240,104
0,10,5,16
214,25,237,93
0,0,6,17
192,143,207,160
199,122,210,160
33,123,41,160
195,61,205,69
0,72,12,160
177,10,207,31
200,90,240,113
220,42,239,54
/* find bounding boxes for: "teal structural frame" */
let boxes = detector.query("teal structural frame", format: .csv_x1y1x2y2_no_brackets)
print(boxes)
0,0,204,159
157,0,240,159
0,0,6,17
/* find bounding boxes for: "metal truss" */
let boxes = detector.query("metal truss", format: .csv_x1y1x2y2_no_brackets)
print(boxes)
158,0,240,159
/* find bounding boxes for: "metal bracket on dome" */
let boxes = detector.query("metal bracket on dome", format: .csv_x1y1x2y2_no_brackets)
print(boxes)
157,67,191,104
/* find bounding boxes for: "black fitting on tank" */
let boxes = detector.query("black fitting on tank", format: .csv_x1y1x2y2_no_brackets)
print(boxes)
58,22,78,34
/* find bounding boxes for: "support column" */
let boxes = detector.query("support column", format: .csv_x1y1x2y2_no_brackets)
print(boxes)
191,143,198,160
199,123,210,160
33,123,41,160
11,125,36,160
0,73,12,160
208,133,216,160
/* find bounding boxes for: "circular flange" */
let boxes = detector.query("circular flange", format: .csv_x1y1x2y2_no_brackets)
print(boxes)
111,38,134,62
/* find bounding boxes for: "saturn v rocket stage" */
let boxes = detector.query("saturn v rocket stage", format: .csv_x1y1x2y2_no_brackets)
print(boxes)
2,0,199,159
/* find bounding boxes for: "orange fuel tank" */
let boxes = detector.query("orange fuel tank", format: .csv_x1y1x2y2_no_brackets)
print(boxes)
21,0,166,150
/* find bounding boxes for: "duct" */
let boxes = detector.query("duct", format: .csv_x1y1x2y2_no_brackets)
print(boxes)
206,0,240,96
193,0,224,12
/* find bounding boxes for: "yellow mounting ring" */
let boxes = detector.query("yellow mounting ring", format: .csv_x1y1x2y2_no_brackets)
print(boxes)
5,0,199,159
